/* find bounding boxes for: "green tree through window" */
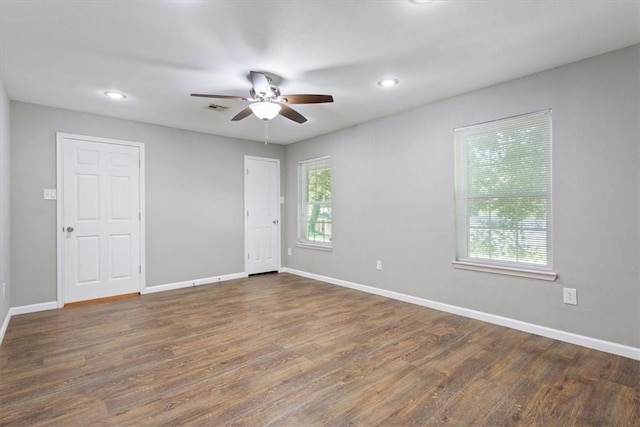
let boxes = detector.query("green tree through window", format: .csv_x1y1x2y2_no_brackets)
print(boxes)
299,157,332,246
455,111,552,268
307,167,331,242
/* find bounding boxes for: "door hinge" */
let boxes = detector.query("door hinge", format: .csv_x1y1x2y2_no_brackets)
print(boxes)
246,168,249,175
246,211,249,217
247,253,250,259
139,265,142,273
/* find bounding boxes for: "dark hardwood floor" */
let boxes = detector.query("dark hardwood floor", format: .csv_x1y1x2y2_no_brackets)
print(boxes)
1,273,638,426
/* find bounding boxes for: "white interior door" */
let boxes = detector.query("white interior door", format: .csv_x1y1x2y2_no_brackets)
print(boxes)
245,156,280,275
61,135,142,303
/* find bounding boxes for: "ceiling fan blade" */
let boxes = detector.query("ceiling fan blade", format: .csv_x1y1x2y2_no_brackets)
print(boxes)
278,104,307,124
250,71,273,97
191,93,248,100
231,107,253,121
277,94,334,104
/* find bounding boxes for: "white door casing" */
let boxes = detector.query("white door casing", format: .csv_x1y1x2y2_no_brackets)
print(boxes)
57,133,145,305
245,156,280,275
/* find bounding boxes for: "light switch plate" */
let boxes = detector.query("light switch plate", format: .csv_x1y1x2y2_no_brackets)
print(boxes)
44,189,57,200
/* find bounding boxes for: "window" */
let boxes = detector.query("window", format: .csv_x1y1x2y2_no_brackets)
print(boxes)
298,156,332,249
454,110,553,275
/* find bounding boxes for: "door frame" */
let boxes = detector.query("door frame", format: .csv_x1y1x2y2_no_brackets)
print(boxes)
56,132,146,307
244,155,281,275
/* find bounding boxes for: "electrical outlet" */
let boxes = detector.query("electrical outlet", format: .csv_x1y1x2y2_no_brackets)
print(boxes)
376,260,382,271
563,287,577,305
288,248,292,256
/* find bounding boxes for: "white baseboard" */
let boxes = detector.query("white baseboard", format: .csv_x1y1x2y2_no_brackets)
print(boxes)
141,272,248,295
9,301,58,316
0,301,58,345
281,268,640,361
0,309,10,345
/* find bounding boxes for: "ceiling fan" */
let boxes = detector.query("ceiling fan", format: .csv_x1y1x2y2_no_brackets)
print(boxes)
191,71,333,123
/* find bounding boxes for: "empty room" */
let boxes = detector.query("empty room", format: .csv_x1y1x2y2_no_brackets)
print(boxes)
0,1,638,425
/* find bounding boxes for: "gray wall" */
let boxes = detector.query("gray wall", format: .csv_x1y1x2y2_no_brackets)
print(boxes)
10,102,284,306
0,78,10,324
6,46,639,349
284,45,640,348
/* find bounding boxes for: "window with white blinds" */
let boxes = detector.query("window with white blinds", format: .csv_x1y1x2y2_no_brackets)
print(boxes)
298,156,332,248
454,110,552,270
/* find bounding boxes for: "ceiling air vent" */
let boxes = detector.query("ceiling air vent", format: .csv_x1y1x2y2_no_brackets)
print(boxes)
208,104,228,111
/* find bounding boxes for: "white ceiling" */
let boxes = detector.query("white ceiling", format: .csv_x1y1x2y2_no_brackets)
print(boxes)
1,1,639,145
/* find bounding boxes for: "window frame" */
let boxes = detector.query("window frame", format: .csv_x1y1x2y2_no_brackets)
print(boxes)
453,110,556,281
297,156,332,251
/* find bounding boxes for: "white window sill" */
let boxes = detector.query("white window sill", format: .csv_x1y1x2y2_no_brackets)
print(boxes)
452,260,557,281
296,242,333,252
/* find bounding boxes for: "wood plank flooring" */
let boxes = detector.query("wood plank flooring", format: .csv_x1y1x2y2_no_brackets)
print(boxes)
1,273,638,426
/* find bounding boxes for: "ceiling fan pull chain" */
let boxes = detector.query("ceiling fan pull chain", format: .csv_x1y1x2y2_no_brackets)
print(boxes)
264,119,269,145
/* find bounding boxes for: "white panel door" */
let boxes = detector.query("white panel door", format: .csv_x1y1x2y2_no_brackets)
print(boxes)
62,137,141,303
245,157,280,275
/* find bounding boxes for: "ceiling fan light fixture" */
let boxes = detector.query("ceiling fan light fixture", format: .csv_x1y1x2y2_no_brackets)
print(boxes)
250,101,281,120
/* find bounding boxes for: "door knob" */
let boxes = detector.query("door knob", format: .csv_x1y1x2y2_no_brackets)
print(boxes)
66,226,74,232
272,220,279,225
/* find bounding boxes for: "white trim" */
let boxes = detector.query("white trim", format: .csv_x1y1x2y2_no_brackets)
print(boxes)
0,302,58,345
452,261,557,281
56,135,63,307
141,272,247,295
297,155,331,165
281,268,640,361
455,108,551,132
244,156,281,275
139,145,147,294
0,308,10,345
9,301,58,316
297,156,332,247
296,242,333,252
454,110,553,273
56,133,146,307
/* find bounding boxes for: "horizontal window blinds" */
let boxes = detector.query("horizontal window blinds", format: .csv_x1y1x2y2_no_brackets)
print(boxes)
454,110,552,268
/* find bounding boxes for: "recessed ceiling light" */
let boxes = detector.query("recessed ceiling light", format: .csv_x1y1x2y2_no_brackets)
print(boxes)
378,78,399,88
104,90,126,100
409,0,435,4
